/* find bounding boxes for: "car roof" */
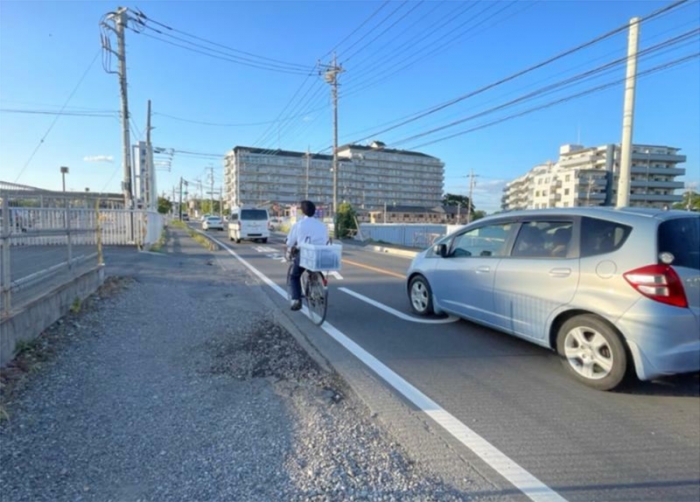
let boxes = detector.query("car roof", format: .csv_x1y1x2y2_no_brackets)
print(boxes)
482,207,697,225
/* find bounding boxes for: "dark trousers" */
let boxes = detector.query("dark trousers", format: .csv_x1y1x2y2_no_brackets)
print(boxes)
290,253,305,301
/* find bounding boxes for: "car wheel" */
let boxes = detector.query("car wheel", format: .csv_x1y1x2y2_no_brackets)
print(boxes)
556,314,627,391
408,275,434,315
262,238,268,243
236,238,241,244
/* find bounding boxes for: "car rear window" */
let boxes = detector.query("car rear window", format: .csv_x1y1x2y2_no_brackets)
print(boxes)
241,209,268,220
580,217,632,257
658,217,700,270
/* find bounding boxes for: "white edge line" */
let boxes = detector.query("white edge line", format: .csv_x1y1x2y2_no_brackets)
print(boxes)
206,233,567,502
338,287,457,324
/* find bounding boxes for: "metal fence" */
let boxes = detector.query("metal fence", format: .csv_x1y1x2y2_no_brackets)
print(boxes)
1,197,101,317
1,190,164,317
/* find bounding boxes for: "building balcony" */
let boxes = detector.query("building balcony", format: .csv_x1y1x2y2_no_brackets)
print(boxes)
631,167,685,176
630,181,686,189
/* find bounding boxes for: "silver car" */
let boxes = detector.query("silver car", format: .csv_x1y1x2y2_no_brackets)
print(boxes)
406,207,700,390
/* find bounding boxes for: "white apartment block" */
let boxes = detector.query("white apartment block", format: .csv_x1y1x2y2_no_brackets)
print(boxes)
224,142,444,212
501,143,687,211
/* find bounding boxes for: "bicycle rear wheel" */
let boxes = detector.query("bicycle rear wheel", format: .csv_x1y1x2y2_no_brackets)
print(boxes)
305,273,328,326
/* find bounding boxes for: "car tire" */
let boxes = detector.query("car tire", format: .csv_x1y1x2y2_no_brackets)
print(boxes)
236,238,241,244
556,314,628,391
408,275,434,316
262,238,268,243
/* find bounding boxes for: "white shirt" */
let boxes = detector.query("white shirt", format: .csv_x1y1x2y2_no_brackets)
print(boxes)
286,216,329,248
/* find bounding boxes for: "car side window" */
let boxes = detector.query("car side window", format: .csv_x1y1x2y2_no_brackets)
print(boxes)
580,217,632,257
449,223,513,258
512,221,574,258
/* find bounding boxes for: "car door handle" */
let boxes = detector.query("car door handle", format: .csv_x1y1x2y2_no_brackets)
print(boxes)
549,268,572,278
476,266,491,274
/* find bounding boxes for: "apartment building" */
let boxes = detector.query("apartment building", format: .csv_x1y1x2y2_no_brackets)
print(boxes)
223,142,444,212
501,143,686,211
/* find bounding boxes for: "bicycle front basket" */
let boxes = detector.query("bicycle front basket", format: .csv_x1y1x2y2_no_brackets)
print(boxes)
299,242,342,271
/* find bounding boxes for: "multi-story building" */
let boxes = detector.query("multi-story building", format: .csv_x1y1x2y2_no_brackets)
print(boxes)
223,141,444,213
501,143,686,211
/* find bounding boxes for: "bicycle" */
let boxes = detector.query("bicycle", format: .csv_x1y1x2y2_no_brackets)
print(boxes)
286,249,329,326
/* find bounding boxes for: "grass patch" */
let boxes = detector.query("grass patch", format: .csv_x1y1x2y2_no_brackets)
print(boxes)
149,227,168,252
69,297,81,314
169,219,218,251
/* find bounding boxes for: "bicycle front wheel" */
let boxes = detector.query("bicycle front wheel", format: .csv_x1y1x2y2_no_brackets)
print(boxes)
305,273,328,326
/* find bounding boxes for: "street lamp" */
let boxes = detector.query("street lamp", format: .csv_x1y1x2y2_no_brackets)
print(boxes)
60,166,69,192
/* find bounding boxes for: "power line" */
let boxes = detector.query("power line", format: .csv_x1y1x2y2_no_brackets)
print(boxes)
405,52,700,150
336,0,692,149
390,28,699,147
344,1,531,97
0,108,117,117
326,14,699,150
152,109,327,127
14,48,101,183
343,0,468,78
128,8,313,72
128,29,313,75
320,0,392,59
342,0,426,63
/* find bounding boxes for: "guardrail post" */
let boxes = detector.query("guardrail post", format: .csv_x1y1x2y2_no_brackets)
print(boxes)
1,197,11,317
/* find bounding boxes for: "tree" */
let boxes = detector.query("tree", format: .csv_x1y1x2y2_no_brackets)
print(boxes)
472,210,487,221
157,196,172,215
442,193,473,210
672,190,700,212
335,202,357,239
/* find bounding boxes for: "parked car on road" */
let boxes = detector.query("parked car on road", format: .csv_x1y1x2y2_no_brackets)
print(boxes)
406,207,700,390
202,216,224,231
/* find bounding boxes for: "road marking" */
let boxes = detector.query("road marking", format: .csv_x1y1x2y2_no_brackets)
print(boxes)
205,232,566,502
342,259,405,279
253,246,277,253
338,287,457,324
329,271,343,280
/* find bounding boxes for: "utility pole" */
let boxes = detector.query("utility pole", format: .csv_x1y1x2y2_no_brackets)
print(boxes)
322,53,344,224
209,167,214,215
102,7,133,209
305,147,310,200
466,169,478,224
179,178,183,220
617,17,640,208
145,99,154,210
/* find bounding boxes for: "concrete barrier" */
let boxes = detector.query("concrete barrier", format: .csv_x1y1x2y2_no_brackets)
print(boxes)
0,265,105,367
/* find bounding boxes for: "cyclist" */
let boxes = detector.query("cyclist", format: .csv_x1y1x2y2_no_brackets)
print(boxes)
285,200,329,311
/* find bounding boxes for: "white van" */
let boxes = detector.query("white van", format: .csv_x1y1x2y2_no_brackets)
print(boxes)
228,206,270,243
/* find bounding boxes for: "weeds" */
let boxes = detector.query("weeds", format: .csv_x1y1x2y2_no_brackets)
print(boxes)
149,227,168,252
69,297,81,314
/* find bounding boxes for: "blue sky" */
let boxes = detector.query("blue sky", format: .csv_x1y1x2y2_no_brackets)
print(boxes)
1,0,698,213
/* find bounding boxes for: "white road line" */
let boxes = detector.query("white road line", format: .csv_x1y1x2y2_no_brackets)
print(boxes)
338,287,457,324
206,233,566,502
329,271,343,280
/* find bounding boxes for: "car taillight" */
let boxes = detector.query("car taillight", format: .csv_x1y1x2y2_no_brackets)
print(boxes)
623,264,688,308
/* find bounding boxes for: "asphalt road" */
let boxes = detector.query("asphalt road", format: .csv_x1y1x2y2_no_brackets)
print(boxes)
197,227,700,502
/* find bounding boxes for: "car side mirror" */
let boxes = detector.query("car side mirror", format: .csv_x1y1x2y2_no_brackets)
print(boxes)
434,243,448,257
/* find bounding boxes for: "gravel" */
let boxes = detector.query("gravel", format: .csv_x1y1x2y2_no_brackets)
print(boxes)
0,228,473,501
